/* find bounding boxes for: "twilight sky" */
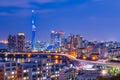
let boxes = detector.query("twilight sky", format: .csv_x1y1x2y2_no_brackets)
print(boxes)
0,0,120,42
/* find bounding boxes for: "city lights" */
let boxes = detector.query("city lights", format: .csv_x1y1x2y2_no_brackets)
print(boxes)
0,0,120,80
101,70,108,76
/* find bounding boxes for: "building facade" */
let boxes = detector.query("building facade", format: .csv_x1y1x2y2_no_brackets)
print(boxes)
0,60,17,80
8,35,17,52
17,33,25,52
50,30,64,48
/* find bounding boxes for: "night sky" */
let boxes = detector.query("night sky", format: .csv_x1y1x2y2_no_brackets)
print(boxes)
0,0,120,42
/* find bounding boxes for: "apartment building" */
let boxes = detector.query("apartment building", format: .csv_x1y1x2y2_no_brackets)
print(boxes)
0,60,17,80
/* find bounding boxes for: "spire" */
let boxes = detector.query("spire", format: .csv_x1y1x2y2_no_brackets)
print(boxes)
32,10,36,31
31,10,37,50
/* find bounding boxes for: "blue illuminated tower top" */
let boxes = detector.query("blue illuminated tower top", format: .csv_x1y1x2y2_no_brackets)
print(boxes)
31,10,37,50
32,10,36,31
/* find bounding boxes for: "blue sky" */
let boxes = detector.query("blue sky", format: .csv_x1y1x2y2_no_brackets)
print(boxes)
0,0,120,42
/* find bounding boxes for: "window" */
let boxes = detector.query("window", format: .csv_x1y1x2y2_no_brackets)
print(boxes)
12,63,16,66
5,63,10,67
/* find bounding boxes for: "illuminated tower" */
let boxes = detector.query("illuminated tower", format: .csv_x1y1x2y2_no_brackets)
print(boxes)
31,10,37,50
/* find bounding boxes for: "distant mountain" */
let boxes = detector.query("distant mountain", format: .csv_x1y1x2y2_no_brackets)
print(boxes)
0,43,7,49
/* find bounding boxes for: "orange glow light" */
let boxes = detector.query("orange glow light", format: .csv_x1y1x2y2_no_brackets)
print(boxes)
27,53,31,58
83,56,87,60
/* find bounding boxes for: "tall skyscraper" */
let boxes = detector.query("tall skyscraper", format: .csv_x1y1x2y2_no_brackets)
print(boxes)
31,10,37,50
8,33,25,52
68,34,83,49
17,33,25,52
76,35,83,48
8,35,17,52
50,30,64,47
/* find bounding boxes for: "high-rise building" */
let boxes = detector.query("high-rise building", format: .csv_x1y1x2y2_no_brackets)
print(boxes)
50,30,64,47
8,35,17,52
67,34,83,49
31,10,37,50
17,33,25,52
76,35,83,48
8,33,25,52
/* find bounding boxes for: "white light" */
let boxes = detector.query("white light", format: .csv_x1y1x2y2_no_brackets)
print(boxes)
46,63,49,66
32,10,35,13
5,72,7,76
32,25,36,29
23,70,28,73
11,71,14,74
101,70,107,75
32,20,34,24
43,77,47,79
51,30,55,33
37,71,40,74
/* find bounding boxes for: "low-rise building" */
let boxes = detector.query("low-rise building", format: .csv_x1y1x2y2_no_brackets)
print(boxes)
59,68,78,80
77,68,101,80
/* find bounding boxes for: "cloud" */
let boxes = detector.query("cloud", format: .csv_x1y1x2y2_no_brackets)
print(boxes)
0,0,67,16
35,0,60,4
0,0,29,7
0,0,67,7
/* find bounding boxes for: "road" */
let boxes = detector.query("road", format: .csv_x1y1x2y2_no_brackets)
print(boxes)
3,52,120,66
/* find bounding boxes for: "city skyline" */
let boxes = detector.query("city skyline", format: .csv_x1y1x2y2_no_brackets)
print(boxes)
0,0,120,41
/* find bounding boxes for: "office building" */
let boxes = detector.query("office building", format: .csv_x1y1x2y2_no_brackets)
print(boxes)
50,30,64,47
